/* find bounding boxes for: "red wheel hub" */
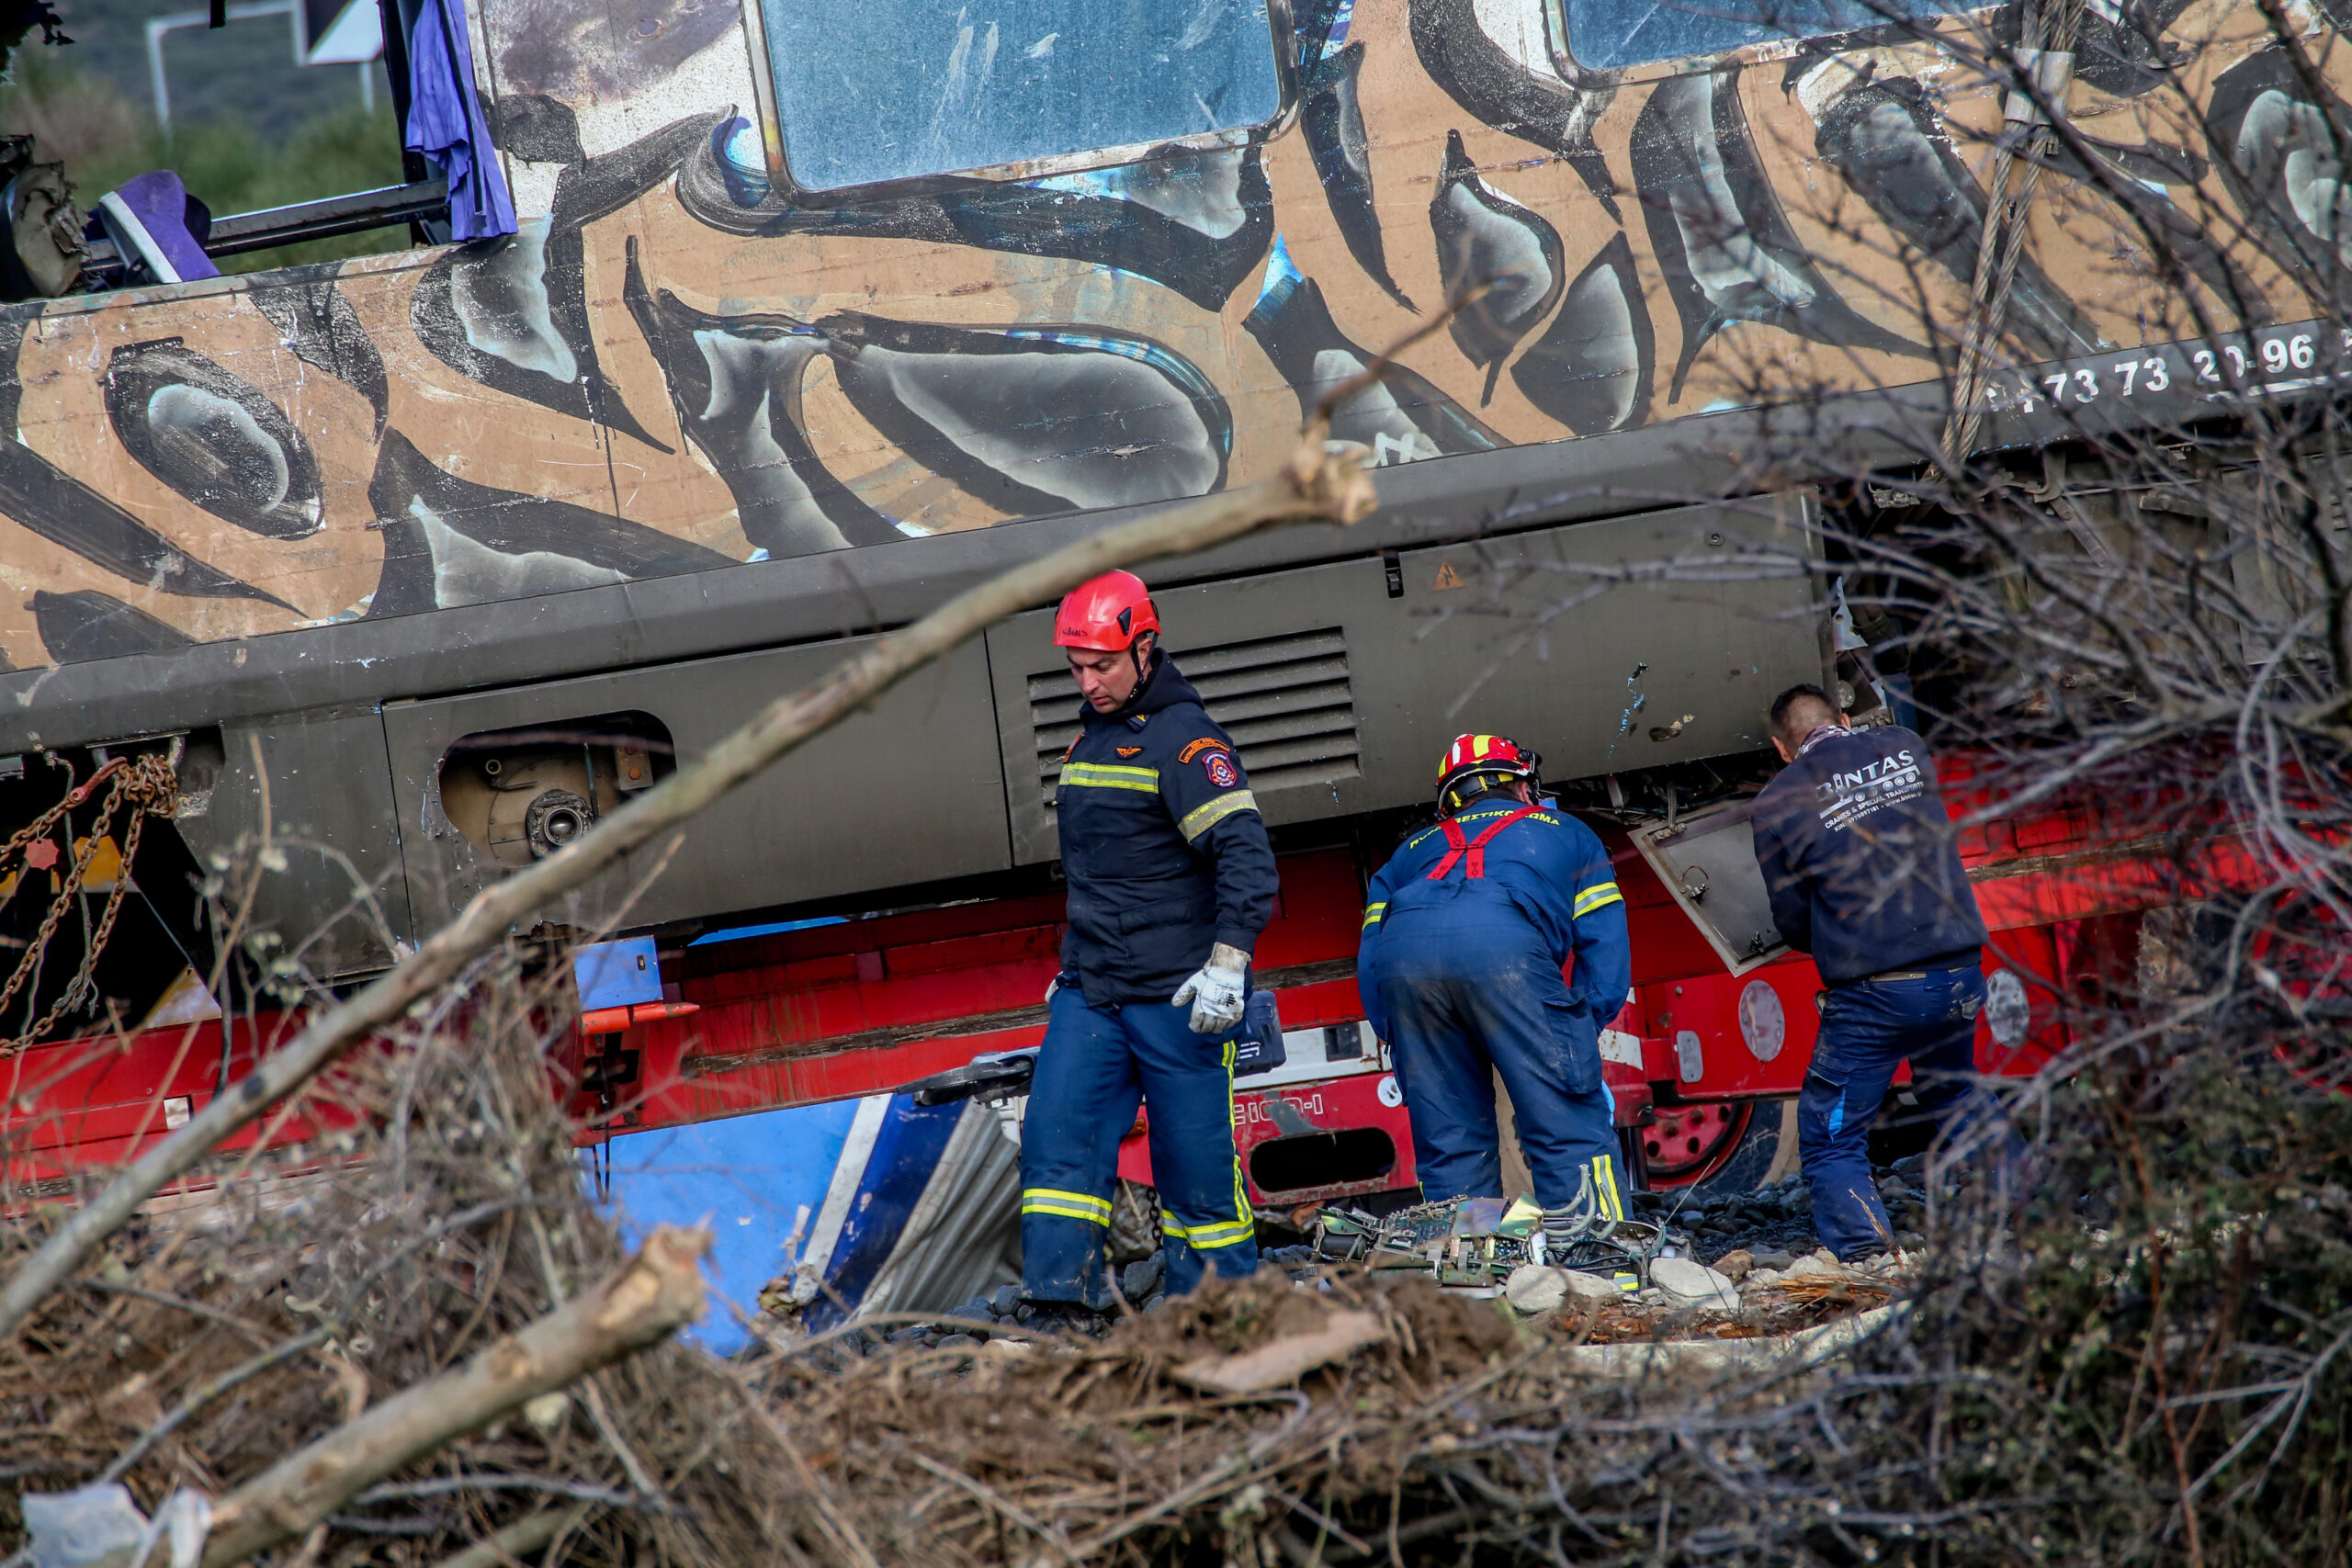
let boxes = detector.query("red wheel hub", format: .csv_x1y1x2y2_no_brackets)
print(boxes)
1643,1100,1751,1186
2253,899,2351,1096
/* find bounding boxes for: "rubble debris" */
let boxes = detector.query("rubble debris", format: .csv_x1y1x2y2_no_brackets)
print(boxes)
1650,1258,1740,1309
1173,1306,1385,1393
1561,1269,1624,1302
0,135,83,301
1502,1264,1569,1314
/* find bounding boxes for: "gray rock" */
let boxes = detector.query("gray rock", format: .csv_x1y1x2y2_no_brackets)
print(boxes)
1504,1264,1570,1314
1650,1257,1740,1309
951,1296,993,1324
991,1284,1021,1316
1122,1254,1165,1302
888,1325,931,1344
936,1333,978,1350
1751,1247,1796,1269
1560,1269,1623,1302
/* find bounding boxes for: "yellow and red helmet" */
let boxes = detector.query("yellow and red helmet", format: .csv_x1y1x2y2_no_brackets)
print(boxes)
1436,733,1541,811
1054,570,1161,652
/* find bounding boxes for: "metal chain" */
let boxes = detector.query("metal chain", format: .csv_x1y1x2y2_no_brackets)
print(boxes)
1941,0,2090,468
0,752,179,1057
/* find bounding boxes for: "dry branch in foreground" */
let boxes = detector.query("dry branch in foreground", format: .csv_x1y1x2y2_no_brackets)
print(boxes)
199,1224,707,1566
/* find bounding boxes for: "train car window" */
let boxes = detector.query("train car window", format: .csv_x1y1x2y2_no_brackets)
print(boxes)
1560,0,1958,69
753,0,1286,192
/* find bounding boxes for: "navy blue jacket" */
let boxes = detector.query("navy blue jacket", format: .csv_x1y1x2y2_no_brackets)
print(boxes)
1750,725,1987,986
1356,799,1631,1049
1056,655,1278,1007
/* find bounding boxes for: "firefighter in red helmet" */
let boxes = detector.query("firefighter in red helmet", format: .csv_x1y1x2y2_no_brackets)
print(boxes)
1020,570,1277,1321
1356,734,1642,1275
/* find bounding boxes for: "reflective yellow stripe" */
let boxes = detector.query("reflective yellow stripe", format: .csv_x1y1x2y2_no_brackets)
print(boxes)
1361,901,1387,929
1021,1187,1111,1217
1178,789,1259,841
1160,1035,1256,1253
1061,761,1160,792
1589,1156,1624,1222
1160,1216,1256,1241
1227,1036,1249,1225
1574,882,1624,918
1023,1201,1112,1224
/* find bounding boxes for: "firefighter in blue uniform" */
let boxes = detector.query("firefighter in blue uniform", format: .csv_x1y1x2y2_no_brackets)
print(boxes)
1357,735,1634,1258
1021,570,1276,1318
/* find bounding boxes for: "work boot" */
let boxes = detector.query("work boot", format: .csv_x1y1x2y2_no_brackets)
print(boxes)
1015,1300,1112,1337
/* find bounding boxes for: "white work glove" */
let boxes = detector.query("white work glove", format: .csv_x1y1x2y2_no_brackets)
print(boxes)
1172,943,1250,1034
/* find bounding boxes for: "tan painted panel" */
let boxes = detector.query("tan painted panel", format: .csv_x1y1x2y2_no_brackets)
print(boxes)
0,0,2316,674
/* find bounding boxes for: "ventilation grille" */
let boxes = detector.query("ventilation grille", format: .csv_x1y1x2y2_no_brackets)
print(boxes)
1030,628,1360,810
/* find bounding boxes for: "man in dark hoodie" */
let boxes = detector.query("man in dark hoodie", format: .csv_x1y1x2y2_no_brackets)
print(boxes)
1751,683,1991,1261
1019,571,1275,1318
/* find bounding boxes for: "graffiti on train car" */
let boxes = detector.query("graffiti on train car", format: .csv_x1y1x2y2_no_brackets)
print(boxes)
0,0,2320,672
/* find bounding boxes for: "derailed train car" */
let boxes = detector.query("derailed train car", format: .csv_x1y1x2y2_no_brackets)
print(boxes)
0,0,2326,1220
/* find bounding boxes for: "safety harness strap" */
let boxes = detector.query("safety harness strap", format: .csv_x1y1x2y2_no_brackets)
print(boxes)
1425,807,1544,881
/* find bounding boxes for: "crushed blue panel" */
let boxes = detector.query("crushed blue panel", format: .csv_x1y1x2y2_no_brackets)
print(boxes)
574,937,662,1010
594,1100,863,1355
800,1093,966,1333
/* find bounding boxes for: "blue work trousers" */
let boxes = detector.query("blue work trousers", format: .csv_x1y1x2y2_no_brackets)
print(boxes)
1368,917,1623,1213
1799,964,1990,1260
1020,989,1259,1306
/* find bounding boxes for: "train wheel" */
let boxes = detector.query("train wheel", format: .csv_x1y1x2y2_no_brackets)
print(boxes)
1643,1100,1751,1188
1642,1099,1796,1196
2252,899,2351,1096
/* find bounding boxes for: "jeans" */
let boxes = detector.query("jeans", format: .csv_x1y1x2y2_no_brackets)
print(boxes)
1367,916,1623,1213
1799,963,1989,1260
1019,988,1259,1306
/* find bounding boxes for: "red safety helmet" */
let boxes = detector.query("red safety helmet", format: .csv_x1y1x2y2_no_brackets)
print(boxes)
1054,570,1161,652
1435,733,1541,812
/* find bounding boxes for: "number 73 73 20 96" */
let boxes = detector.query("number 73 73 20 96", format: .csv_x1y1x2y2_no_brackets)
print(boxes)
1982,327,2346,411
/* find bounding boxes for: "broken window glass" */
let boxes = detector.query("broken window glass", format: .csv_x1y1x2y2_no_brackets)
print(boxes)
757,0,1285,192
1560,0,1957,70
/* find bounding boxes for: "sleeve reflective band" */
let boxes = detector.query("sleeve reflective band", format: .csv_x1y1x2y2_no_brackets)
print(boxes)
1178,789,1259,841
1573,881,1624,918
1060,761,1160,792
1361,900,1387,929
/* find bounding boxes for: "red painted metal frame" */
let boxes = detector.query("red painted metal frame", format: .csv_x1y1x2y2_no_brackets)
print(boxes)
0,1010,349,1194
553,849,1373,1138
1114,1069,1420,1211
0,759,2288,1202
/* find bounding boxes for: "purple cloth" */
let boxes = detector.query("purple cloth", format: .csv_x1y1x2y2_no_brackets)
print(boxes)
405,0,516,242
98,171,220,283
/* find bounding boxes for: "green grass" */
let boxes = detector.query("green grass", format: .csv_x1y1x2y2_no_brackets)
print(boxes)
1,51,414,276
